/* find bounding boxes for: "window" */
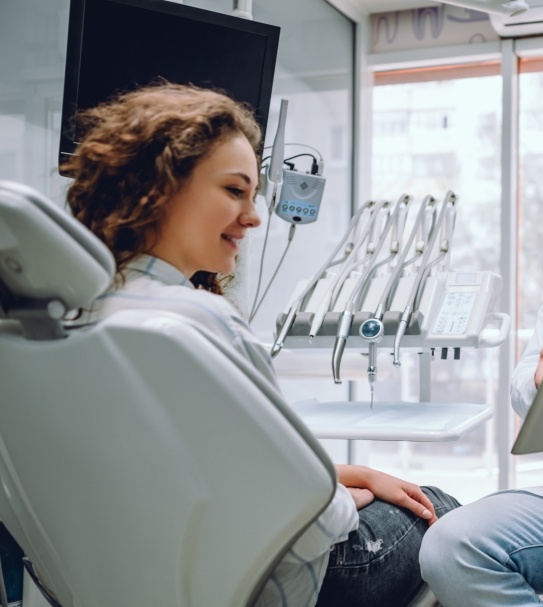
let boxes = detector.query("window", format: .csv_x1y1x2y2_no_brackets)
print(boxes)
367,65,502,503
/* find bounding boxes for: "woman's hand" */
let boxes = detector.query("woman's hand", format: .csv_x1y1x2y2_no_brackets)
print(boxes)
337,464,437,525
347,487,375,510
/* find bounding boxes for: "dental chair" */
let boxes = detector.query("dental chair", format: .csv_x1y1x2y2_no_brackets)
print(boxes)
0,180,437,607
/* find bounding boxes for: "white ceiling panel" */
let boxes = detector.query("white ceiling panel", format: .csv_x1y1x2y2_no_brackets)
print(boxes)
326,0,440,19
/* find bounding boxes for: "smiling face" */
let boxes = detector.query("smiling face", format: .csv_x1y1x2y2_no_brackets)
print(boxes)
149,133,261,278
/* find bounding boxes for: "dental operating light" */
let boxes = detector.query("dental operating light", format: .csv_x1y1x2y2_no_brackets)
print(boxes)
439,0,528,16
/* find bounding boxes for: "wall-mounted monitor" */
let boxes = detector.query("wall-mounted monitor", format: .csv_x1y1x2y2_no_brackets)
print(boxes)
59,0,280,175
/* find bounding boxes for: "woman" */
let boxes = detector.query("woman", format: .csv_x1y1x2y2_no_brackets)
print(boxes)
63,81,459,607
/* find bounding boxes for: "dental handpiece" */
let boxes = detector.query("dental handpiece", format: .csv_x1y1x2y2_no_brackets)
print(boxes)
393,305,411,367
359,317,384,409
332,309,354,383
271,305,298,358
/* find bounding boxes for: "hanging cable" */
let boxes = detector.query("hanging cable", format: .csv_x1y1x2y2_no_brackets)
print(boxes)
249,200,274,321
250,224,296,322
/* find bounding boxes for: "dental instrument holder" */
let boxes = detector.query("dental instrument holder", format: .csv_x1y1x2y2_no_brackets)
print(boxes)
275,271,506,350
272,272,507,451
271,193,509,452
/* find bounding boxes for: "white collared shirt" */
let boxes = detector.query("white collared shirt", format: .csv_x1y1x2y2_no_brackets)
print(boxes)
511,293,543,419
71,254,359,607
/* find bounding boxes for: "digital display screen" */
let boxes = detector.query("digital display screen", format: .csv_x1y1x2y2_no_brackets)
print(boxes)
59,0,280,173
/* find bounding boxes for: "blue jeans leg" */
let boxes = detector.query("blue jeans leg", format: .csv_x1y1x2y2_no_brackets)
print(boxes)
315,486,460,607
420,489,543,606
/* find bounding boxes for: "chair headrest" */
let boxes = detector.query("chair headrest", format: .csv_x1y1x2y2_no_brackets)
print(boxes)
0,181,115,326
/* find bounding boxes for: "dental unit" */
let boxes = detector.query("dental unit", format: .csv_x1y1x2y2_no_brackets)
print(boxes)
273,190,510,412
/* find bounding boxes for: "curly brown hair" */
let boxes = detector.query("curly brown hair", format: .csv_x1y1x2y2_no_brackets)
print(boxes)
62,81,262,293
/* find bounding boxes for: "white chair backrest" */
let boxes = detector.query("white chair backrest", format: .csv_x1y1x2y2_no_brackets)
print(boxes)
0,180,114,311
0,182,336,607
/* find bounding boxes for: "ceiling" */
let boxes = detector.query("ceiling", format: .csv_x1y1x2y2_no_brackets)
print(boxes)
326,0,441,19
357,0,438,9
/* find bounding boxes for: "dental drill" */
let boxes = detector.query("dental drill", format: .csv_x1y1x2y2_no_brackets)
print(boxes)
359,318,384,409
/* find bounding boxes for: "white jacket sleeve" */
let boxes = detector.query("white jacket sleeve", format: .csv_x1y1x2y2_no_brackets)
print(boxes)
511,297,543,419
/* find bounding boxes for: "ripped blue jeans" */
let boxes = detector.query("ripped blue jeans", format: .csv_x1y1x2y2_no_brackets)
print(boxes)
316,486,460,607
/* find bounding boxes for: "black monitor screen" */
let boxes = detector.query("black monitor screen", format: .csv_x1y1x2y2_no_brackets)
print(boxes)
59,0,280,175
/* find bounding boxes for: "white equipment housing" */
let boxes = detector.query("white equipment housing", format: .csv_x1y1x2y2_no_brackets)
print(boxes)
490,0,543,36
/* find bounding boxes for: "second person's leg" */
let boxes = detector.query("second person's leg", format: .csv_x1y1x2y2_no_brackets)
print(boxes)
420,489,543,607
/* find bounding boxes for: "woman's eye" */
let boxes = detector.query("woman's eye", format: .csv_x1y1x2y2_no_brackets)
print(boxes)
227,187,244,197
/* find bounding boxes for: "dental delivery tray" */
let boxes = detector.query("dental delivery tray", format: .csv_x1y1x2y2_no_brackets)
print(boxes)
289,399,492,442
276,271,509,351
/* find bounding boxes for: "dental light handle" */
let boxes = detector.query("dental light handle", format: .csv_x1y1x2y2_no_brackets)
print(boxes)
332,310,354,383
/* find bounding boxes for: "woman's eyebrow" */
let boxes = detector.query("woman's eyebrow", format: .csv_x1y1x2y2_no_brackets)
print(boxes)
224,171,253,184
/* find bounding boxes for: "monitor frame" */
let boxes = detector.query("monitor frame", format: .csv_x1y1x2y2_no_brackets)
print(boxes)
59,0,280,174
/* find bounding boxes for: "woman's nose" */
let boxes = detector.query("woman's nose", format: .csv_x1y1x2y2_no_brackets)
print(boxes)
240,204,261,228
